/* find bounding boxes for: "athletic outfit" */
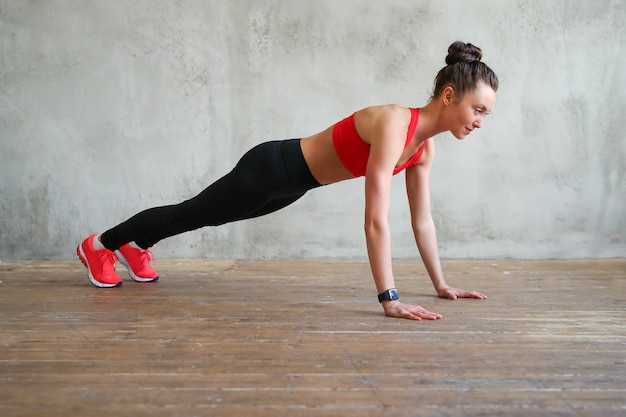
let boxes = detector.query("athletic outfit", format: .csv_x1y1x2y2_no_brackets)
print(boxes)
99,139,320,252
333,107,425,177
78,107,425,287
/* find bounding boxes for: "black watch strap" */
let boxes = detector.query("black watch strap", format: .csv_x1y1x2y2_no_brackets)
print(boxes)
378,288,399,303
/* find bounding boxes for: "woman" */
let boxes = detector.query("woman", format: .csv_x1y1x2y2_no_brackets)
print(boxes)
77,41,498,321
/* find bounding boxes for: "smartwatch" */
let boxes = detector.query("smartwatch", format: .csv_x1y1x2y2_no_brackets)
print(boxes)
378,288,399,303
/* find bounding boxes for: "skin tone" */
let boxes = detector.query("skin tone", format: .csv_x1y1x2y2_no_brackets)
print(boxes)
300,81,497,321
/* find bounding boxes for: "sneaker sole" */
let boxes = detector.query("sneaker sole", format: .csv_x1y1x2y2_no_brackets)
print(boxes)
116,251,160,283
76,245,122,288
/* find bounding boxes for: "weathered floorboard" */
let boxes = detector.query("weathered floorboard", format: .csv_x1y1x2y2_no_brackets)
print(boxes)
0,259,624,416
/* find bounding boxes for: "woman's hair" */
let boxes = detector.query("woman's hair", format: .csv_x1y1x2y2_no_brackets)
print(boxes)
432,41,499,99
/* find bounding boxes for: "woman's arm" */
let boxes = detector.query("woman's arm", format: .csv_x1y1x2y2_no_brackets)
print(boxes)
363,108,403,295
362,106,443,320
405,140,487,300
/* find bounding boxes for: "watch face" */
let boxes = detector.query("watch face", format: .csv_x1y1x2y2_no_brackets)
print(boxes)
378,288,399,303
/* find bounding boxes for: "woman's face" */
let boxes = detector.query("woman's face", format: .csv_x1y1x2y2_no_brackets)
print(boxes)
448,82,497,139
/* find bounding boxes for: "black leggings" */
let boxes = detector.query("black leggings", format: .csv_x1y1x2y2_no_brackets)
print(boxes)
100,139,322,251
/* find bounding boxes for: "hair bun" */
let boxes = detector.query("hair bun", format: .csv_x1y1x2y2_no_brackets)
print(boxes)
445,41,483,65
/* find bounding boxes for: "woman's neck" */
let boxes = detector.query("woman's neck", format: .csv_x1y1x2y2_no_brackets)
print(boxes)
415,100,448,141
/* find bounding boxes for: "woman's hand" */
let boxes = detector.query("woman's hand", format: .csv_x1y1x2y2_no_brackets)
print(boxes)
437,285,487,300
382,300,442,321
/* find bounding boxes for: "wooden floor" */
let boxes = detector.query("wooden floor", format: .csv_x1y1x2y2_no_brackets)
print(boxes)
0,259,624,416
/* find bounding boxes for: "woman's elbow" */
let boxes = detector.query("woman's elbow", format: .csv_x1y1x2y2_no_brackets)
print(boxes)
364,217,388,236
412,217,435,234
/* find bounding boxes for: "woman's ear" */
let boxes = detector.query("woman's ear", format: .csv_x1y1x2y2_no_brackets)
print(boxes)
442,86,456,106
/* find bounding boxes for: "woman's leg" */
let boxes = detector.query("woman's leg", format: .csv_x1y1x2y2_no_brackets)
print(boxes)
100,139,320,251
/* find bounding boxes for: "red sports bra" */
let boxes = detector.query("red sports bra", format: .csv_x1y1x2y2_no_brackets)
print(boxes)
332,107,425,177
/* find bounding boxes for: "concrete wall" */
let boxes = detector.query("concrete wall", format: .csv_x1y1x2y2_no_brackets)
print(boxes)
1,0,624,260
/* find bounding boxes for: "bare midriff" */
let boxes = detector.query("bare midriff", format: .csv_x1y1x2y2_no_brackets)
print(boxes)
300,127,356,186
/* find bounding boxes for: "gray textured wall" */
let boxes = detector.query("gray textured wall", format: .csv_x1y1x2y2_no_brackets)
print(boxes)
1,0,625,260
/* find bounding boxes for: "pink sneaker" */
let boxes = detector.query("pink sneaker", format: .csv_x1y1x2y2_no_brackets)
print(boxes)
77,234,123,288
115,244,159,283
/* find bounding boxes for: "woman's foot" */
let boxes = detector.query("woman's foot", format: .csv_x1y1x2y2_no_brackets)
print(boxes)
115,243,159,283
77,234,122,288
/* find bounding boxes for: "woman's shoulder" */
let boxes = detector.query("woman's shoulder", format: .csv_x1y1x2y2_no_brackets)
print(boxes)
355,104,411,128
357,103,408,117
353,104,413,145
